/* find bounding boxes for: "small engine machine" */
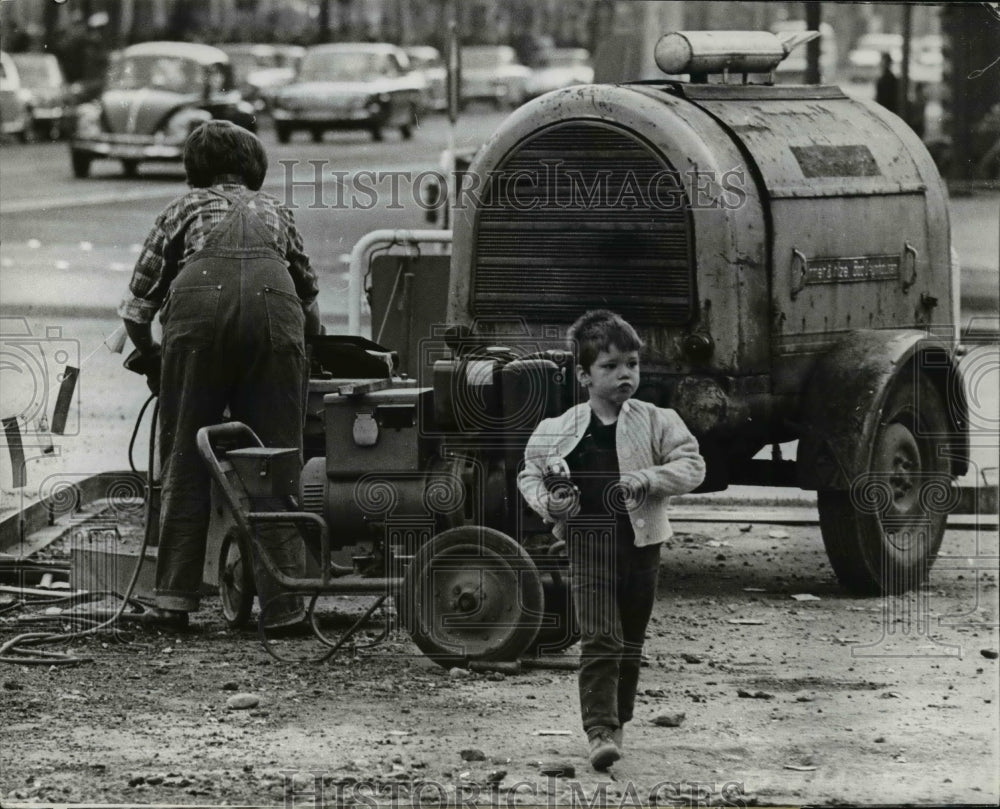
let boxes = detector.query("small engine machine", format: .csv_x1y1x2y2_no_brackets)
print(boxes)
205,31,969,665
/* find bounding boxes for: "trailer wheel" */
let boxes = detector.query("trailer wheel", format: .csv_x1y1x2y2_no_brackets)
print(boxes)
818,370,952,595
71,150,92,178
526,573,579,655
218,528,256,628
401,526,543,667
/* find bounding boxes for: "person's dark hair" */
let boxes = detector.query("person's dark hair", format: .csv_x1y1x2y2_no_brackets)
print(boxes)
567,309,644,370
183,120,267,190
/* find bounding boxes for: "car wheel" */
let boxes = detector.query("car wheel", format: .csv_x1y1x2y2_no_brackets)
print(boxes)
400,104,416,140
276,123,291,144
18,117,34,144
310,126,324,143
71,150,92,179
370,123,384,142
121,159,139,178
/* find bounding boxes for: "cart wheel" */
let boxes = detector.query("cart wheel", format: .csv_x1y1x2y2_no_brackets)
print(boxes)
818,369,952,595
526,573,579,655
218,528,255,628
401,526,543,667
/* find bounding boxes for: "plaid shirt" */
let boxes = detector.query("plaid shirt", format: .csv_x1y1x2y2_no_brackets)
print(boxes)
119,183,318,324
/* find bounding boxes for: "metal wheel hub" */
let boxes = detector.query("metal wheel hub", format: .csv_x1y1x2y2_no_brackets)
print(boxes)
874,423,922,516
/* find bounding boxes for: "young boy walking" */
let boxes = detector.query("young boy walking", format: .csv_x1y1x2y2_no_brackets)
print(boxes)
518,310,705,770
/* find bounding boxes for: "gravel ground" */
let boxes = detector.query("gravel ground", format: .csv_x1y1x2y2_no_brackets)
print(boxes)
2,517,997,807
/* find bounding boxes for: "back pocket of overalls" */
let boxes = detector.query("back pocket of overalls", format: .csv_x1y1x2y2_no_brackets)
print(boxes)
161,285,222,350
263,287,305,353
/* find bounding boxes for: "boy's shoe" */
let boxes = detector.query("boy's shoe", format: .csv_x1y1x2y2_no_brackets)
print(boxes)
588,728,621,771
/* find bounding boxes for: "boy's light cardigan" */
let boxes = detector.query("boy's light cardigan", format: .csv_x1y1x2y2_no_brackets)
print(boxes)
518,399,706,547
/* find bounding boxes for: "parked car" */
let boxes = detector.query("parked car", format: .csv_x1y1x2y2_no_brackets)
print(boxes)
0,51,29,142
270,42,423,143
525,48,593,99
10,52,73,140
460,45,531,109
218,43,303,111
847,32,903,83
769,20,838,83
69,41,257,178
405,45,447,112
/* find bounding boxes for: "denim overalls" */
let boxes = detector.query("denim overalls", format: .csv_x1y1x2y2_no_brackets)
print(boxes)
154,187,307,625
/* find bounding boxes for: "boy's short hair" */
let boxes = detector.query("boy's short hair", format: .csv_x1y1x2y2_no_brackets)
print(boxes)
567,309,644,370
183,120,267,190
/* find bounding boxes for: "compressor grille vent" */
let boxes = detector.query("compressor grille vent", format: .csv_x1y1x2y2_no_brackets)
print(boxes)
300,482,324,514
472,121,694,324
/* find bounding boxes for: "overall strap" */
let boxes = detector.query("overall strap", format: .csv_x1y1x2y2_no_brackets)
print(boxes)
199,188,281,254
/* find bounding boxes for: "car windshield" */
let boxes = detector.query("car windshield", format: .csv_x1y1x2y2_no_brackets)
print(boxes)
407,52,441,70
227,51,279,76
300,51,386,81
107,55,201,93
463,49,508,69
548,52,586,68
857,34,902,52
12,57,57,88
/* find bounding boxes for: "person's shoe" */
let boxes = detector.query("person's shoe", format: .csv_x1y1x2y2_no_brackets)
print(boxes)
612,726,624,752
588,728,621,771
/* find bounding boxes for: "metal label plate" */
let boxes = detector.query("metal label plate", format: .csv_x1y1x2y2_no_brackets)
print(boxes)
803,254,901,285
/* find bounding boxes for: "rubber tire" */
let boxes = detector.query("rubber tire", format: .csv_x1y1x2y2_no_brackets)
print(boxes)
310,126,324,143
121,159,139,178
71,150,92,178
525,572,579,655
275,123,291,144
369,123,384,142
400,105,416,140
400,526,543,667
218,528,256,628
817,370,951,595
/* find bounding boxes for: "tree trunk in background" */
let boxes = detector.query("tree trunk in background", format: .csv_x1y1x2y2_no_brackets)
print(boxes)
942,3,1000,181
804,1,822,84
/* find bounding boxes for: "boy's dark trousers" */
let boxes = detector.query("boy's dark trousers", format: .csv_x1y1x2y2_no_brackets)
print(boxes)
567,521,661,735
153,191,307,623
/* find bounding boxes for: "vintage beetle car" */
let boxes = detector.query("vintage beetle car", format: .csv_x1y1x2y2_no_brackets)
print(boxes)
11,52,73,140
460,45,532,109
270,43,423,143
218,43,303,112
405,45,447,112
69,41,257,179
0,51,29,141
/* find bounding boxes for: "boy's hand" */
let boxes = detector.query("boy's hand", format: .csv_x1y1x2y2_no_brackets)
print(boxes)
542,459,578,517
615,474,646,506
546,479,580,518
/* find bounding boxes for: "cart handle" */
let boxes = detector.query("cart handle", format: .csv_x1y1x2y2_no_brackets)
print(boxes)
196,422,265,536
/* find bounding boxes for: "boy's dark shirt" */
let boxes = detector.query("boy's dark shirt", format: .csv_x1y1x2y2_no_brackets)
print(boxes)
564,410,636,547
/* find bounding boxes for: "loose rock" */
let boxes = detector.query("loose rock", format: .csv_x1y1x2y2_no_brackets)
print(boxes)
459,749,486,762
737,689,775,700
652,712,686,727
226,693,260,710
539,762,575,778
980,649,999,660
